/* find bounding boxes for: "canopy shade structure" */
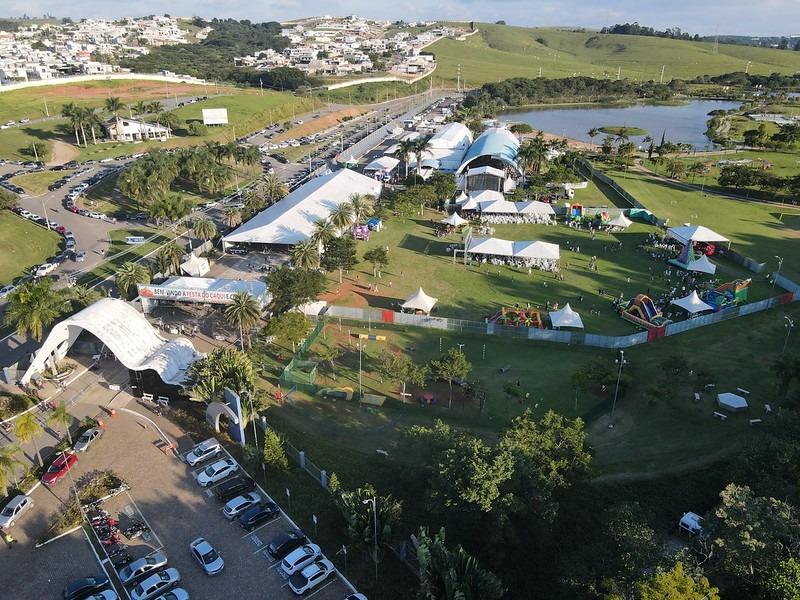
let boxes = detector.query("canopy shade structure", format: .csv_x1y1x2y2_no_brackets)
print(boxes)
667,225,729,245
456,127,522,176
179,253,210,277
717,392,748,412
513,240,560,260
21,298,203,386
466,165,506,179
478,199,556,215
363,156,400,173
607,213,633,229
549,303,584,329
466,237,560,260
687,254,717,275
402,288,438,313
465,189,504,204
442,212,468,227
223,169,382,247
670,290,715,314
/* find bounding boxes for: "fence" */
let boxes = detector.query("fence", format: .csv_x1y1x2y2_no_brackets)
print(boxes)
259,418,330,490
577,159,648,211
279,320,324,392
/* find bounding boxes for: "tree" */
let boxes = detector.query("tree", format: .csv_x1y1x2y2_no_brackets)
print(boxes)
14,412,43,467
147,100,163,114
104,96,124,116
395,138,417,178
292,240,321,270
317,344,341,380
260,172,288,203
688,161,707,184
67,285,102,311
330,202,354,232
187,121,208,136
4,279,68,341
363,246,389,278
601,501,662,583
320,236,357,284
47,400,74,445
265,312,311,352
601,136,615,155
349,193,375,225
764,558,800,600
24,140,49,162
262,428,289,471
412,137,433,178
0,444,25,497
192,216,217,242
266,266,327,313
114,262,150,298
310,219,337,249
416,527,504,600
587,127,600,147
132,100,147,115
149,194,192,225
158,241,184,273
187,348,255,402
335,484,402,561
635,563,720,600
225,292,262,350
429,348,471,409
222,207,242,229
516,132,550,183
510,123,533,134
0,188,18,210
376,350,425,402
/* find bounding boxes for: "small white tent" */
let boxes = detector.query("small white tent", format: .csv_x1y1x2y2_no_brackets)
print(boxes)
402,288,438,314
607,213,633,229
442,212,468,227
667,225,729,245
180,253,210,277
717,392,748,412
687,254,717,275
549,303,584,329
670,291,714,314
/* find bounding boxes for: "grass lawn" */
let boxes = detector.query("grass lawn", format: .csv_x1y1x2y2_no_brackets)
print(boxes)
0,211,61,284
594,162,800,279
316,78,431,105
9,169,75,196
599,126,648,136
77,227,170,287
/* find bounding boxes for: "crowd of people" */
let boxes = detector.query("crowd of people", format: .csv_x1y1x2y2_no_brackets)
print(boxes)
478,213,555,225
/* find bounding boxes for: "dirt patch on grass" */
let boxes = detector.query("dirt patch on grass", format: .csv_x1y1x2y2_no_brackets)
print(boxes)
274,106,367,141
50,139,79,166
37,80,219,102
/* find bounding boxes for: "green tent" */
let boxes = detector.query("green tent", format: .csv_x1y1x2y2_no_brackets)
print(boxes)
627,208,658,224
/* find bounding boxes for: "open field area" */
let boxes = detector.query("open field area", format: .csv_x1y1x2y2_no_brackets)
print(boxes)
0,211,61,284
77,226,170,286
428,24,800,86
273,106,368,142
9,169,75,196
317,78,432,104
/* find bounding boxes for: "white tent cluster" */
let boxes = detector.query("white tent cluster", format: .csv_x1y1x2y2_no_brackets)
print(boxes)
477,199,556,216
441,212,468,227
667,224,730,245
179,253,210,277
607,213,632,229
466,237,560,260
687,254,717,275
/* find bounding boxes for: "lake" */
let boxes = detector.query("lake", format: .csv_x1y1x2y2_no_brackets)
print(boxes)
499,100,741,149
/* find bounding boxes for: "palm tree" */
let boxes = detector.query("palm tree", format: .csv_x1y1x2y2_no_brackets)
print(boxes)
516,133,549,185
159,241,185,273
261,173,288,203
4,279,67,341
192,216,217,242
0,444,25,496
292,240,321,270
395,139,417,178
14,412,43,467
47,400,73,445
224,292,262,350
115,262,151,298
310,219,336,248
155,252,172,276
68,285,102,310
587,128,599,148
61,102,82,145
349,193,375,225
223,208,242,229
132,100,147,115
81,107,101,145
614,127,630,146
147,100,163,114
105,96,124,116
412,137,433,178
329,202,354,233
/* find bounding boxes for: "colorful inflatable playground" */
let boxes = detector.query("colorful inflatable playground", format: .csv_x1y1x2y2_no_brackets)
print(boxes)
621,294,672,330
489,307,543,328
704,279,751,311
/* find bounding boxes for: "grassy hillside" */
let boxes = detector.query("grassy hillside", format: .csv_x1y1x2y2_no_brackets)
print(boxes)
429,24,800,86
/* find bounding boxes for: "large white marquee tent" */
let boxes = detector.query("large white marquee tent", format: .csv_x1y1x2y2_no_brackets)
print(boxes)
549,304,584,329
670,290,715,314
466,237,560,260
402,288,439,314
667,225,730,245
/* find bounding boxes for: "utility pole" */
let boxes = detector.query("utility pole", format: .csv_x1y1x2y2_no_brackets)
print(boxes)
457,63,461,94
745,61,752,74
610,350,626,422
43,98,50,117
616,66,621,81
31,142,39,163
659,65,665,84
784,317,795,355
538,66,542,78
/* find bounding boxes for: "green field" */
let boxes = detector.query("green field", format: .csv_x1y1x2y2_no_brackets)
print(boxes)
9,169,75,196
0,211,61,284
428,24,800,86
77,227,170,287
316,78,432,104
598,125,648,136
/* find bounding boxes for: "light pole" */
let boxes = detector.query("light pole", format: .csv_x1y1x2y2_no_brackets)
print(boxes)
784,317,795,355
362,496,378,582
246,390,264,475
357,341,364,401
610,350,627,423
773,256,784,290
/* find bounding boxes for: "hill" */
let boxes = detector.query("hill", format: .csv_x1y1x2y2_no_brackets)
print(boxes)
428,23,800,86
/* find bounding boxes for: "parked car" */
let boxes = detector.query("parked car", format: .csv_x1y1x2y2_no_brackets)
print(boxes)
119,552,168,585
63,575,110,600
238,501,280,531
189,537,224,576
222,492,261,520
86,591,118,600
34,263,56,278
42,452,78,485
288,557,336,595
280,543,322,575
151,589,189,600
344,594,369,600
184,438,221,466
0,284,16,299
0,494,34,528
75,250,86,262
73,427,103,452
129,568,181,600
266,530,308,560
213,475,255,502
196,458,237,487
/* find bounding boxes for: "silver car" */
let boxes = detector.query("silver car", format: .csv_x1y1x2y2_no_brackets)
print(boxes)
130,568,181,600
222,492,261,520
119,552,168,585
185,438,221,467
152,589,189,600
0,494,33,528
73,427,103,453
189,537,224,576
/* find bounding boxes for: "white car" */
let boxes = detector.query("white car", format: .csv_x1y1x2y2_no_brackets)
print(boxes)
288,557,336,595
280,543,322,576
0,494,34,528
152,589,189,600
0,284,16,299
189,537,224,576
222,492,261,520
34,263,56,277
196,458,237,487
185,438,221,466
20,118,30,124
18,209,32,218
89,212,104,219
130,568,181,600
73,427,103,452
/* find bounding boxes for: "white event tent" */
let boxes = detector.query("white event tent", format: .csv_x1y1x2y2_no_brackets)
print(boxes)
180,253,210,277
442,212,468,227
478,199,556,216
670,290,715,314
402,288,438,314
549,304,584,329
667,225,730,246
466,237,560,260
607,213,632,229
687,254,717,275
363,156,400,174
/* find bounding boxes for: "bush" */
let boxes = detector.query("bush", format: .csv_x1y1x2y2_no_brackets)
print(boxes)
187,121,209,136
262,428,289,472
0,394,35,420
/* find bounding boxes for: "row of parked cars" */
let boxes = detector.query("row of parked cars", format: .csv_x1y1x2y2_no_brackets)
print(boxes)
49,166,91,192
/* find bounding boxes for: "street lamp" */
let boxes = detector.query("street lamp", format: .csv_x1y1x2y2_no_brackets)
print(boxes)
610,350,627,423
784,317,795,355
774,256,784,290
362,497,378,582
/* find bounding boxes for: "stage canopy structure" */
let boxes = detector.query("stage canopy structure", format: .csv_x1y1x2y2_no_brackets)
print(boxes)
670,290,714,314
180,253,210,277
442,212,468,227
717,392,748,412
402,288,438,314
363,156,400,174
687,254,717,275
549,303,584,329
667,224,729,245
607,213,632,229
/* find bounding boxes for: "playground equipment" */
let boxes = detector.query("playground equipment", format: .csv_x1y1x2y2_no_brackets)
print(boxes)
352,224,370,241
318,387,354,401
366,217,383,231
567,203,583,221
704,279,751,311
489,307,543,328
621,294,672,329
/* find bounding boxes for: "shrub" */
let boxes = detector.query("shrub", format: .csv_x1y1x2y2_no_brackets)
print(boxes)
187,121,209,136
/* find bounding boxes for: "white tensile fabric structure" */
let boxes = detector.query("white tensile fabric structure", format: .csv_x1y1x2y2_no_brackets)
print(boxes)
402,288,438,313
478,199,555,215
466,237,560,260
222,169,382,247
442,212,468,227
21,298,202,386
667,225,730,244
466,165,506,179
670,290,715,314
180,253,210,277
549,304,584,329
459,189,504,205
687,254,717,275
364,156,400,173
607,213,633,229
717,392,748,411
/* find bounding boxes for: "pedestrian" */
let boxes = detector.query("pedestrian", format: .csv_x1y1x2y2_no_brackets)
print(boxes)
3,530,15,549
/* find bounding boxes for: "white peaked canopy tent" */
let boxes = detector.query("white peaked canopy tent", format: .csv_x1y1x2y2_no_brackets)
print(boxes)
671,290,714,314
454,191,468,203
467,237,515,256
478,199,556,216
468,189,505,204
466,165,506,178
549,303,584,329
513,240,560,260
466,237,560,260
364,156,400,173
180,253,210,277
717,392,748,412
607,213,633,229
667,225,730,245
687,254,717,275
402,288,438,314
442,212,468,227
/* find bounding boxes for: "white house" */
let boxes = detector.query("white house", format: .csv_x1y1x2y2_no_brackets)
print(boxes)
106,117,170,142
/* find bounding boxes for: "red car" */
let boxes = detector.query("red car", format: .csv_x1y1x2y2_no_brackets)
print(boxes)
55,225,67,234
42,452,77,485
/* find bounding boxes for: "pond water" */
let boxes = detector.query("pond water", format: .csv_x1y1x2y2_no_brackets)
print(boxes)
499,100,741,149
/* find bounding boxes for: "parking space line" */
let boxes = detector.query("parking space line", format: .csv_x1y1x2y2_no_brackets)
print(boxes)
304,579,335,599
239,516,280,539
124,491,163,552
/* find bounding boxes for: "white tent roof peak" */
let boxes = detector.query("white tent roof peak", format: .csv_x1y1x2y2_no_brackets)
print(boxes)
442,212,468,226
402,288,438,313
667,224,729,244
671,290,714,314
180,253,210,277
607,213,633,228
687,254,716,275
549,303,584,329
